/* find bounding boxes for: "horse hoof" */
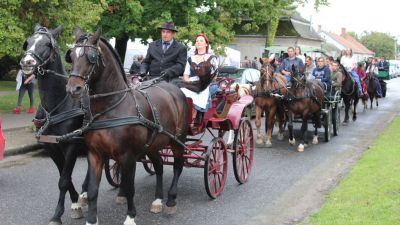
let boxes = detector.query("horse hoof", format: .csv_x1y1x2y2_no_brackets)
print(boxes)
123,215,136,225
277,133,284,141
116,196,127,205
342,121,348,126
352,118,357,122
256,138,263,145
312,136,318,145
265,142,272,148
297,144,304,152
79,192,88,207
289,138,296,146
70,203,83,219
165,205,177,215
71,208,83,219
150,199,163,214
48,221,62,225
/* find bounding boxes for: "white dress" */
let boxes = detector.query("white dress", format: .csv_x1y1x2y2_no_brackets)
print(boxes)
180,54,218,110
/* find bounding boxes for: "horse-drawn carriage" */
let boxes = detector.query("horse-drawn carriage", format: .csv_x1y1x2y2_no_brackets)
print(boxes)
105,77,255,199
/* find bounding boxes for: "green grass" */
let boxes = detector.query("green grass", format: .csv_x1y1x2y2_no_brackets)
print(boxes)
0,81,40,113
0,81,17,92
305,116,400,225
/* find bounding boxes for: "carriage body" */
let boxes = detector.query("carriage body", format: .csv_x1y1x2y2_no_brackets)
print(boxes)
149,79,254,198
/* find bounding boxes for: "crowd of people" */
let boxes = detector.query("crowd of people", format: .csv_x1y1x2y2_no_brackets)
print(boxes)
264,46,386,98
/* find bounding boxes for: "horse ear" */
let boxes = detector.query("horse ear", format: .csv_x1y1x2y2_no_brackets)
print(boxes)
74,27,84,40
259,57,264,65
50,26,63,39
90,27,102,45
34,24,41,32
270,58,275,65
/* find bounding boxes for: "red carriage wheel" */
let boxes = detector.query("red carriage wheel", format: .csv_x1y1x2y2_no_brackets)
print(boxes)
104,158,121,188
142,155,156,175
204,137,228,199
233,118,254,184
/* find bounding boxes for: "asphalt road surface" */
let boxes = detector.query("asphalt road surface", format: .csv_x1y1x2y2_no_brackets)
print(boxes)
1,78,399,225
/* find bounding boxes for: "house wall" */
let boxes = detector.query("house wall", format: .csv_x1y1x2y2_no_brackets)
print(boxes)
230,36,323,62
229,36,266,61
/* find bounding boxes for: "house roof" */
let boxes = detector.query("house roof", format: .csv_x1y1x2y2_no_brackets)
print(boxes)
327,31,375,55
276,16,322,41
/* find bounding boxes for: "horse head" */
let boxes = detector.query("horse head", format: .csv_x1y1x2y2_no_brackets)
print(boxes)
66,27,103,98
291,64,306,88
258,57,275,90
20,24,62,76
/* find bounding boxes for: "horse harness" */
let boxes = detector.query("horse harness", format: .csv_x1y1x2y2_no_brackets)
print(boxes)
60,39,186,150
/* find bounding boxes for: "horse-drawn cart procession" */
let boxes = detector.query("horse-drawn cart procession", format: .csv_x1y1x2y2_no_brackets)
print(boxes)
13,23,388,225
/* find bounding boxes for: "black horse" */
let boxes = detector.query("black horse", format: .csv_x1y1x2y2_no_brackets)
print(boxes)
19,25,88,225
65,27,189,225
340,65,359,125
366,72,379,109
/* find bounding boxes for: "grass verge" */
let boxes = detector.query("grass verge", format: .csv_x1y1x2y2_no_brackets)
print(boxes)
305,116,400,225
0,81,39,113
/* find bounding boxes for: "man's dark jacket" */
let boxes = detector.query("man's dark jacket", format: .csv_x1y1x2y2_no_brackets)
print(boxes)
140,40,187,79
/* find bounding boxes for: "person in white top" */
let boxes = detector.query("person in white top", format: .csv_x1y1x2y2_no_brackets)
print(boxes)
340,48,362,95
340,48,357,72
181,33,218,122
295,46,305,64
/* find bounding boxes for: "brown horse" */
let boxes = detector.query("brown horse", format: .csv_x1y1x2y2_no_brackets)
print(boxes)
254,58,287,147
285,65,324,152
65,28,189,225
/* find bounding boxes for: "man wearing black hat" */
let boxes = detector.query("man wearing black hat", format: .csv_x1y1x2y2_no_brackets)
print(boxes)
140,21,187,81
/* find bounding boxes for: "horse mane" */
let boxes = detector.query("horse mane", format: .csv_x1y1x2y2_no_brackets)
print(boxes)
99,37,128,84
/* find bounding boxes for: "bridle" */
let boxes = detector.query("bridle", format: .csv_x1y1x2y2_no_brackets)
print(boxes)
21,27,64,77
66,35,104,84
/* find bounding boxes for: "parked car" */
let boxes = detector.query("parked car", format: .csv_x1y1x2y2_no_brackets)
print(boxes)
0,117,5,160
219,66,260,85
218,66,260,118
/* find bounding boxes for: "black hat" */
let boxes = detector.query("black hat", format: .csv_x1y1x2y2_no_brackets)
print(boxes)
158,21,178,32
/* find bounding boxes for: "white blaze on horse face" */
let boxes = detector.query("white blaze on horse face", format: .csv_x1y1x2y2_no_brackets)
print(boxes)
27,34,43,52
75,47,83,59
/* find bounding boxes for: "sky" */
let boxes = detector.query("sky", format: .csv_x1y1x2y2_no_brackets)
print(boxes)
297,0,400,39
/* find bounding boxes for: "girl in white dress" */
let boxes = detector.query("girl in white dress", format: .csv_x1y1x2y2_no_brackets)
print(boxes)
180,34,218,121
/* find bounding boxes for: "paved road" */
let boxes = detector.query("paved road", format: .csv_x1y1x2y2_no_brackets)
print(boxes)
0,79,399,225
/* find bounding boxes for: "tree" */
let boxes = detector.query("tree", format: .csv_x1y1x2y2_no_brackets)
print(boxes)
0,0,103,77
347,31,359,41
97,0,143,62
360,32,396,59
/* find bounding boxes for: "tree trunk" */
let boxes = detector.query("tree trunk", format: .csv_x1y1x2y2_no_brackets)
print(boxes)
114,35,129,65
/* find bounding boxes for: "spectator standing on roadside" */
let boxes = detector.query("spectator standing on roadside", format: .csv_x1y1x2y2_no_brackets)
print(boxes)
14,69,35,114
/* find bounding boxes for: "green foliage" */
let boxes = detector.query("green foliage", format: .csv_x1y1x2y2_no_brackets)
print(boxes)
347,31,359,41
0,0,103,71
360,32,396,59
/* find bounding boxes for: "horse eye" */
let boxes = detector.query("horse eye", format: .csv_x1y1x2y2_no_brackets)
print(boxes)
23,41,28,50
